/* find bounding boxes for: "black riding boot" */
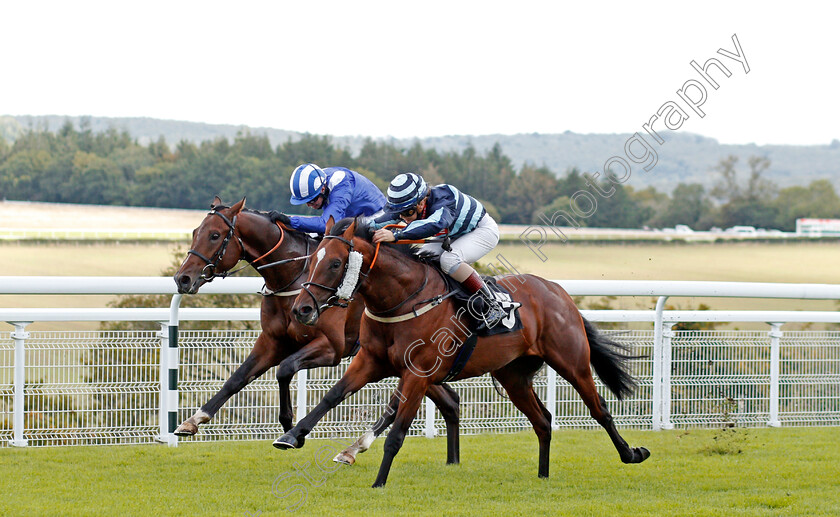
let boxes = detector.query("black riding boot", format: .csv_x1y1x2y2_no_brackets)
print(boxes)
462,272,505,330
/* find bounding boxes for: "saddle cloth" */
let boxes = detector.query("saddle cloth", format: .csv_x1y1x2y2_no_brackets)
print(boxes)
442,274,524,337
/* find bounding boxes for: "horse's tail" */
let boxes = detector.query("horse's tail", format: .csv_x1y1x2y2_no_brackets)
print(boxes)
582,317,641,400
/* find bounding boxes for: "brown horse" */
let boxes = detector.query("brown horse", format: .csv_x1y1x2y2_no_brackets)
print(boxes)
276,217,649,487
173,198,461,465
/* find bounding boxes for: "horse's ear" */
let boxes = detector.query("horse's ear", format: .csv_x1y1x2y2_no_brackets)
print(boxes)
325,215,335,234
211,195,222,209
230,197,246,216
362,218,375,240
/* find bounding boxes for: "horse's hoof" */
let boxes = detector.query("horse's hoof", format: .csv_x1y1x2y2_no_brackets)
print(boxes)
333,451,356,465
623,446,651,463
273,433,300,450
174,421,197,437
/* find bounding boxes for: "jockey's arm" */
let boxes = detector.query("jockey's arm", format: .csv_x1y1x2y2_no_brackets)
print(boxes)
394,207,454,241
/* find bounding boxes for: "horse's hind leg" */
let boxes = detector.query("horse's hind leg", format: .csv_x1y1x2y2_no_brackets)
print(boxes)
492,364,552,478
553,361,650,464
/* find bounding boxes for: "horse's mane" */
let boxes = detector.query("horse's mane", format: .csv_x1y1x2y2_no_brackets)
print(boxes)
211,203,321,243
331,216,429,264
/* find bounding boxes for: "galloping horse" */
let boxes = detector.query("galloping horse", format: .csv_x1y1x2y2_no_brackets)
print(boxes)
173,197,461,465
276,217,649,487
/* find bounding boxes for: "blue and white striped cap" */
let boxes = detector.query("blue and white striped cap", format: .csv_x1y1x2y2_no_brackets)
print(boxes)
289,163,327,205
386,173,428,211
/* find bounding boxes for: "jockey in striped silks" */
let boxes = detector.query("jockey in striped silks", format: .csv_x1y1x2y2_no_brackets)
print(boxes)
371,172,505,329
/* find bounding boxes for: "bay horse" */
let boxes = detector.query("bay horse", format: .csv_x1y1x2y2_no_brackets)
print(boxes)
276,217,650,487
173,197,461,465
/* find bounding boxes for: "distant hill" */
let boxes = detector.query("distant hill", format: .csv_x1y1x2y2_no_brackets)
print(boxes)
5,115,840,193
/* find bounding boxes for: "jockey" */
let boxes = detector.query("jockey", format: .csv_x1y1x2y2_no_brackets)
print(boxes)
269,163,386,234
371,173,505,328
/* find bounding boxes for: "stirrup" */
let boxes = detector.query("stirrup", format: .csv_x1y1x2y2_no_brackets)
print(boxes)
476,301,505,330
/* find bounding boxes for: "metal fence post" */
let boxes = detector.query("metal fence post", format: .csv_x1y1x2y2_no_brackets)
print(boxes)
768,322,783,427
546,366,558,430
661,322,675,430
157,322,178,447
424,396,436,438
9,322,30,447
296,369,308,423
652,296,669,430
157,294,182,447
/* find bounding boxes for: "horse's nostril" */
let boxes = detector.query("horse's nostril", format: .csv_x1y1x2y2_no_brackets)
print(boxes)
299,306,312,316
178,275,191,286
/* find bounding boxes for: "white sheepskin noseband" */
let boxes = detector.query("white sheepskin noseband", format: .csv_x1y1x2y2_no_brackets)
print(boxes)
335,250,364,300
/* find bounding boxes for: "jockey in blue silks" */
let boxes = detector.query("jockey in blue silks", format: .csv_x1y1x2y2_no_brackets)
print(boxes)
269,163,386,234
370,172,505,328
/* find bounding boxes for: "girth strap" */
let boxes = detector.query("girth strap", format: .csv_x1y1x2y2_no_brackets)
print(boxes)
439,332,479,383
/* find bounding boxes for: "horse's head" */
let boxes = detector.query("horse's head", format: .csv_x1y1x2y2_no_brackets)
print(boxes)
292,216,372,326
174,196,246,294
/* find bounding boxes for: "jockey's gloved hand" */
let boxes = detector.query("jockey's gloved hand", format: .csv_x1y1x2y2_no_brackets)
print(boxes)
268,211,291,226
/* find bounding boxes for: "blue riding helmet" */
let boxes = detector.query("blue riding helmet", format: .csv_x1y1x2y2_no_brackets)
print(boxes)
386,173,428,211
289,163,327,205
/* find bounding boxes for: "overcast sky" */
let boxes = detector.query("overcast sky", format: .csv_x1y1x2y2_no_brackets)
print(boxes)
3,0,838,146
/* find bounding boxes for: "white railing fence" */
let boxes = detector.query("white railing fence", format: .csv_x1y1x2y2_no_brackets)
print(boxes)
1,277,838,448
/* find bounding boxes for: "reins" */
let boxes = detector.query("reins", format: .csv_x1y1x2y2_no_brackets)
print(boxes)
188,209,313,295
303,225,452,322
258,238,312,296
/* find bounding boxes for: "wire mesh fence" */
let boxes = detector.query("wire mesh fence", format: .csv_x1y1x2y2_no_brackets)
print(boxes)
1,327,838,447
0,335,14,445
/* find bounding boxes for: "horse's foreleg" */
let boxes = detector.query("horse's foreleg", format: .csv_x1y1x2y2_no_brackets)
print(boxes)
424,383,461,464
274,347,386,450
334,381,406,465
175,346,278,436
371,375,427,488
334,381,461,466
275,338,339,433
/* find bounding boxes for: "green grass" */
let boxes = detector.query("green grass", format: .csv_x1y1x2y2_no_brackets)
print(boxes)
1,428,839,516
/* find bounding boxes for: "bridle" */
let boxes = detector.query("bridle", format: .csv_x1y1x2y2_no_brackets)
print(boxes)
187,209,245,282
300,234,433,318
187,209,311,290
300,235,360,315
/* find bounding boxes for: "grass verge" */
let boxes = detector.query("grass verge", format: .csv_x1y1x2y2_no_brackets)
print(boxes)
1,427,838,516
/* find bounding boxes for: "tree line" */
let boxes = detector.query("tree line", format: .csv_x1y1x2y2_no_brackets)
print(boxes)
1,119,839,231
